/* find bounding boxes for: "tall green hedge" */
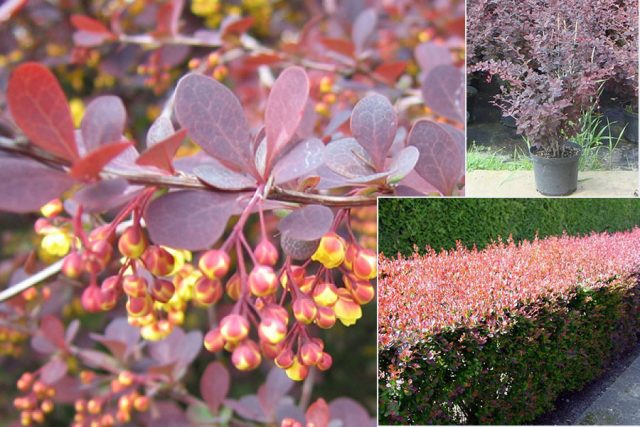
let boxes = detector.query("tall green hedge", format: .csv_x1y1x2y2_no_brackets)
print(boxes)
378,198,640,255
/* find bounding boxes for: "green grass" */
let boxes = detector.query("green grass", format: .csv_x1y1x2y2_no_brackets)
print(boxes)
467,143,532,171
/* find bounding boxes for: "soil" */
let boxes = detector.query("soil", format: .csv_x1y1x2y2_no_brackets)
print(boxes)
531,145,581,159
533,342,640,425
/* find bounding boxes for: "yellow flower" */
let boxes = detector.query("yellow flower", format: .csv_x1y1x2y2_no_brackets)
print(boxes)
41,230,71,257
311,233,346,269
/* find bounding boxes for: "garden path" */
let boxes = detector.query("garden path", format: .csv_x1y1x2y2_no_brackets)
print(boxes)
466,170,638,197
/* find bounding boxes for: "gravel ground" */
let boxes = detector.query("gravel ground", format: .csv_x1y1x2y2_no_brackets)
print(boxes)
533,342,640,425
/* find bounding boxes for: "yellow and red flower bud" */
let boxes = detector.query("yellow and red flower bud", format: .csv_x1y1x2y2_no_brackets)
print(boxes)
260,339,283,359
334,289,362,326
133,395,150,412
258,316,287,344
311,282,339,307
282,418,303,427
89,224,114,244
219,314,250,343
81,285,102,313
62,252,83,279
150,279,175,303
254,239,278,266
317,352,333,371
352,248,377,280
118,225,148,259
315,306,337,329
193,277,223,306
285,356,309,381
311,232,345,269
344,274,375,305
281,265,305,289
117,371,135,387
204,328,225,353
299,275,315,294
122,276,148,298
126,295,153,318
17,373,34,392
142,246,175,277
275,348,295,369
34,218,53,234
40,198,63,218
248,265,278,297
99,285,118,311
300,341,323,366
343,243,359,270
83,240,113,273
292,296,317,324
198,249,230,279
141,320,173,341
225,273,241,301
231,340,262,371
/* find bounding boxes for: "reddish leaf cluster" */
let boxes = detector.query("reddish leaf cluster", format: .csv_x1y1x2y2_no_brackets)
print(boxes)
379,228,640,348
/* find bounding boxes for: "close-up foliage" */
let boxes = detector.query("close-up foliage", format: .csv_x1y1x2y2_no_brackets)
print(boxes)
379,221,640,424
0,0,463,426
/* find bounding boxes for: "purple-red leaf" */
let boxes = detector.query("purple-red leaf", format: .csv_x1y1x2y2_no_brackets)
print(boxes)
350,94,397,170
415,42,453,75
80,96,126,153
265,67,310,168
352,8,377,55
280,235,320,260
174,74,253,173
329,398,374,427
70,141,133,180
147,116,175,146
278,205,333,241
136,129,187,174
306,399,330,427
7,63,79,161
194,162,257,190
273,138,325,184
201,361,230,414
320,38,355,58
70,14,112,34
374,61,407,85
40,358,68,385
258,368,293,416
325,138,375,178
0,157,76,213
73,178,136,213
388,146,420,183
422,64,464,123
408,120,464,196
144,190,234,250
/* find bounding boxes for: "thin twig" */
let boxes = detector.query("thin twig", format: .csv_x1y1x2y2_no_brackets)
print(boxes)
0,259,64,302
0,137,378,207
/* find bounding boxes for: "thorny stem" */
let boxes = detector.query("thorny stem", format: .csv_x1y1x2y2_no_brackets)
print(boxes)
0,137,377,207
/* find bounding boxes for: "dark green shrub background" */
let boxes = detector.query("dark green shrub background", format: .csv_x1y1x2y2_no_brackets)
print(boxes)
379,198,640,256
379,280,640,425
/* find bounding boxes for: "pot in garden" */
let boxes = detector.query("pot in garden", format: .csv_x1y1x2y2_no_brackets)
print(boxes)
530,141,582,196
623,108,638,143
500,115,517,128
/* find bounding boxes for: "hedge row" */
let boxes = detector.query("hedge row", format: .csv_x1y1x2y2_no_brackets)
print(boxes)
378,198,640,255
378,229,640,424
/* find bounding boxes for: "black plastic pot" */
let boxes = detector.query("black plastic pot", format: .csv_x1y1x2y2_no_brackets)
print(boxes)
500,115,517,128
530,142,582,196
623,109,638,143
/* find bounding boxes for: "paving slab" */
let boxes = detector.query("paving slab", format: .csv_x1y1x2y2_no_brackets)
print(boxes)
577,355,640,425
466,170,638,197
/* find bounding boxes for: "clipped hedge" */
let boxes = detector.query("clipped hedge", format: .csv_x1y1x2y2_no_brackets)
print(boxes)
378,229,640,425
378,198,640,255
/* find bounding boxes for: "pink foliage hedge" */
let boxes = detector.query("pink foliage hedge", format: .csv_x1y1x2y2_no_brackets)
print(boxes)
378,228,640,348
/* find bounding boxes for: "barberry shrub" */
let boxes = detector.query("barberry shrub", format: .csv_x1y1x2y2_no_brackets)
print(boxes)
467,0,638,153
379,229,640,424
0,1,463,425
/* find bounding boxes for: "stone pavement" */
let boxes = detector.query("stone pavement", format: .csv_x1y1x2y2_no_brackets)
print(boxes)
466,170,638,197
577,355,640,425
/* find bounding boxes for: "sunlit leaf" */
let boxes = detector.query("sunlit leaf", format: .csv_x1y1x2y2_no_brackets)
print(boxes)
350,94,397,170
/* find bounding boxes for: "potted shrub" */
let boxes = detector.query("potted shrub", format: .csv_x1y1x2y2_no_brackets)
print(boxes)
471,0,617,195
